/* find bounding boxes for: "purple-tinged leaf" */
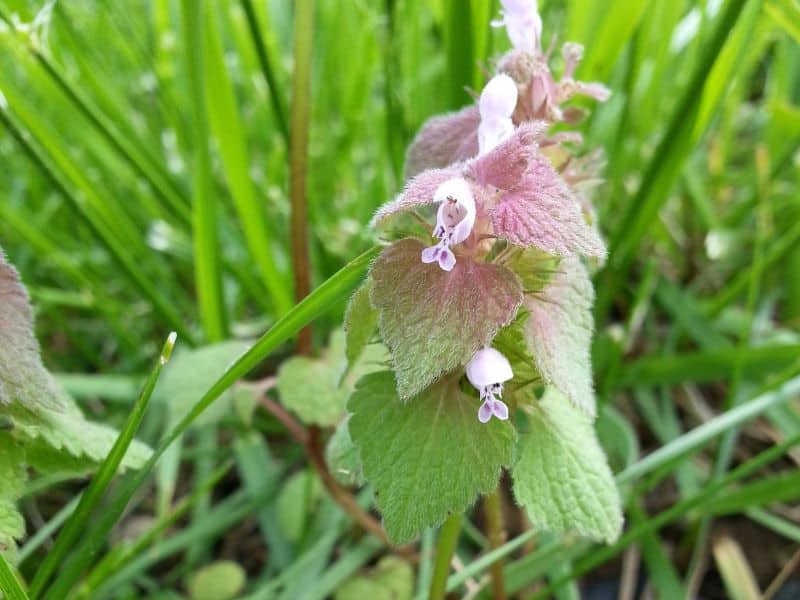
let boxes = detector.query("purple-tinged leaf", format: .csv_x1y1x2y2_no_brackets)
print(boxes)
371,167,462,227
0,250,63,411
489,153,606,258
404,106,480,178
370,239,523,399
524,257,596,417
467,122,547,190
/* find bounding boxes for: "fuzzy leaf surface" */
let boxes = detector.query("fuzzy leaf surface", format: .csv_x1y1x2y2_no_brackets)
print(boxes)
156,340,253,427
344,280,378,374
278,330,388,426
0,433,26,559
524,257,597,417
404,105,480,178
489,155,606,258
11,389,152,471
370,239,523,399
0,250,63,411
512,388,623,543
348,371,516,543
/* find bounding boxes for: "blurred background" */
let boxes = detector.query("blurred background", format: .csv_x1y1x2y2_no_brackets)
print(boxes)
0,0,799,598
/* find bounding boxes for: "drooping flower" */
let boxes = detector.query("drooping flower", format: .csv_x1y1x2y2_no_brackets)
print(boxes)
466,347,513,423
420,178,476,271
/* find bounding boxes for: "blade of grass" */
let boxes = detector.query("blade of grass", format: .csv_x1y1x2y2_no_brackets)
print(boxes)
595,0,751,321
32,247,379,597
239,0,290,145
29,333,176,598
532,432,800,599
0,553,29,600
203,5,292,315
0,107,195,343
77,461,234,597
181,0,227,342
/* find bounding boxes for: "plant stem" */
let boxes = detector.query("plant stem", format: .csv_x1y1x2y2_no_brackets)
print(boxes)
289,0,315,355
429,513,463,600
484,486,507,599
259,397,409,553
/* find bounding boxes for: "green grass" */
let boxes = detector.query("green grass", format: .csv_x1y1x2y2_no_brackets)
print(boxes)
0,0,798,598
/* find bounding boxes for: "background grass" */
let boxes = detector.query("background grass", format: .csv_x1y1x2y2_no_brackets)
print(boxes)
0,0,799,598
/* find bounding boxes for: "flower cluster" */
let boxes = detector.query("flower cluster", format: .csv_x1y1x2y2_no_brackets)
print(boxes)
367,0,608,423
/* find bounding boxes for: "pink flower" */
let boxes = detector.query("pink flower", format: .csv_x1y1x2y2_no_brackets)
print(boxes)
420,178,476,271
493,0,543,54
466,347,513,423
478,74,518,156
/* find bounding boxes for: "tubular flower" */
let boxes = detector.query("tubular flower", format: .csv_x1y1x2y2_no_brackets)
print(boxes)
492,0,543,54
466,347,513,423
420,178,476,271
478,74,518,156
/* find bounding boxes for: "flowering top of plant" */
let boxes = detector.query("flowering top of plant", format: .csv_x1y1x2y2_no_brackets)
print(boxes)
343,0,623,547
404,0,610,178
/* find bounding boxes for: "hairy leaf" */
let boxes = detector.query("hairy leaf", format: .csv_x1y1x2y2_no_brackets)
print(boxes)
349,371,516,543
524,257,597,417
278,330,389,426
489,155,606,258
344,280,378,374
156,340,253,427
0,433,26,559
404,106,480,178
372,167,462,226
11,389,152,471
512,388,623,543
370,239,523,399
0,250,63,411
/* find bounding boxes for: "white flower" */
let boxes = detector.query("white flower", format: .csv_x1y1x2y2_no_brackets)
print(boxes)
421,178,476,271
478,74,518,156
492,0,542,54
466,347,513,423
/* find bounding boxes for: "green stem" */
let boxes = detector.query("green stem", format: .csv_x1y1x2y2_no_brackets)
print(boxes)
290,0,315,355
429,513,463,600
484,488,507,599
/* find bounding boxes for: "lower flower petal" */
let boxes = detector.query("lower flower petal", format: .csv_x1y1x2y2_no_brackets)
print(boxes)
478,400,494,423
491,399,509,420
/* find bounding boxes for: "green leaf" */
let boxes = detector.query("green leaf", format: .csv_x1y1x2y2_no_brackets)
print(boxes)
0,249,63,411
277,330,349,426
335,555,413,600
278,329,389,426
9,387,151,472
187,561,246,600
325,416,363,486
276,470,323,543
512,388,623,544
370,239,523,399
348,371,516,543
155,340,253,427
0,433,26,560
524,257,597,417
343,280,378,373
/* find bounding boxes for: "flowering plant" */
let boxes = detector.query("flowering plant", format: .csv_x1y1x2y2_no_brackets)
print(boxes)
340,0,623,545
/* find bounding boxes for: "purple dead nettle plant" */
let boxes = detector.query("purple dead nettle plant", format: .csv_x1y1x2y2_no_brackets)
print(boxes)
344,0,624,546
363,0,610,422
